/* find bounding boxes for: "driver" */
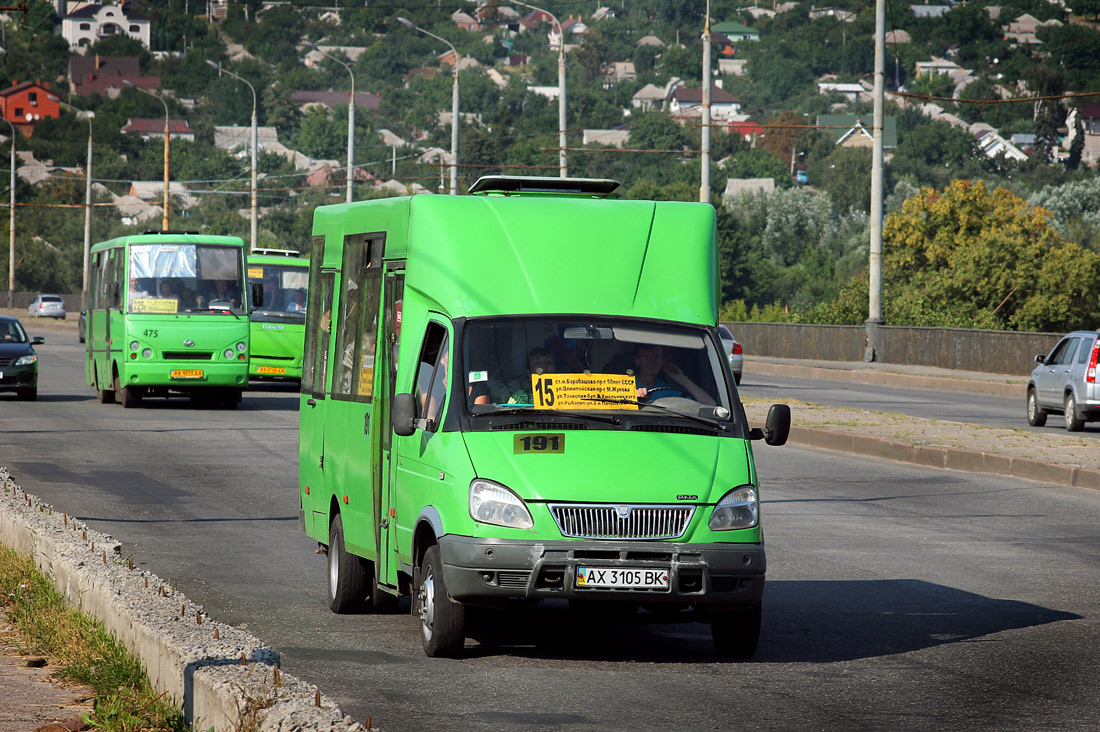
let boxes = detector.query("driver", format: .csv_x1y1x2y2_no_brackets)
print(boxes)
631,344,714,405
203,278,239,307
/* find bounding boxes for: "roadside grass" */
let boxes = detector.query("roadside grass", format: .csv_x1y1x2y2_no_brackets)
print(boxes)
0,544,187,731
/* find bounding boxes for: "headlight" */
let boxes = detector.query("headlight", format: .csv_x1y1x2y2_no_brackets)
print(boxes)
130,341,140,351
469,479,534,529
236,341,247,353
224,349,235,359
142,348,153,358
709,485,758,531
14,354,36,366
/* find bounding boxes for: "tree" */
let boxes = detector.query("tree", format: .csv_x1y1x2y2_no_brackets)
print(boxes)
821,146,872,214
883,179,1100,331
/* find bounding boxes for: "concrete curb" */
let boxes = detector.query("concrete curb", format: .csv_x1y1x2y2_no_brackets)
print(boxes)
786,425,1100,491
0,468,365,732
748,359,1026,399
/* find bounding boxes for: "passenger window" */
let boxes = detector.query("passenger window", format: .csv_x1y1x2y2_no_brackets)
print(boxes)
1059,338,1080,365
301,235,326,395
1079,339,1095,365
414,323,449,430
333,233,384,402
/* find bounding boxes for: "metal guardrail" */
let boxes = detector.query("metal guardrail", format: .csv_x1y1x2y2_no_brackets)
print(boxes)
722,321,1065,376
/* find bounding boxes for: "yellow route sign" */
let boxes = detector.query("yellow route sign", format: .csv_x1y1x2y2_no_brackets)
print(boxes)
130,298,178,314
530,373,638,410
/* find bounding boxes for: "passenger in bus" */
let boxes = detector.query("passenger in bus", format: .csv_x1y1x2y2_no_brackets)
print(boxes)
286,289,307,313
159,280,179,299
630,344,714,405
128,278,150,299
507,347,557,404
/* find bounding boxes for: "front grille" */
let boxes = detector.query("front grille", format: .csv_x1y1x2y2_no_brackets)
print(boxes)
254,354,294,361
549,504,695,540
497,571,531,589
631,425,715,436
0,356,13,366
163,351,213,360
490,421,589,431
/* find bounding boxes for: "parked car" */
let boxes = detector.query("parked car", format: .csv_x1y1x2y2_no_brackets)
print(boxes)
78,310,86,343
27,294,66,319
1027,330,1100,431
0,315,42,401
794,170,809,185
718,324,744,384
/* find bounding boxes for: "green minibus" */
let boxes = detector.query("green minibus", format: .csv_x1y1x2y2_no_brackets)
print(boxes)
246,249,309,382
297,176,790,658
85,231,254,408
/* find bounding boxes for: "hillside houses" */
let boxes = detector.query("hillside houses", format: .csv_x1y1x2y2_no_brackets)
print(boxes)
61,3,151,51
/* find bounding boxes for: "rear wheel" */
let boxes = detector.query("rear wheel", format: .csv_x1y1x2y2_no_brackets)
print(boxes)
114,373,141,409
1065,393,1084,432
710,604,762,660
1026,389,1046,427
327,514,367,614
415,545,466,657
96,368,115,404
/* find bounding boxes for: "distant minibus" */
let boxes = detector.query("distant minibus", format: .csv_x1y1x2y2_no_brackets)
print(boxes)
246,248,309,382
297,176,790,658
85,231,254,409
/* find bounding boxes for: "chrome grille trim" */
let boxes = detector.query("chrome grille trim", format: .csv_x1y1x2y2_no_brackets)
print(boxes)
548,503,695,540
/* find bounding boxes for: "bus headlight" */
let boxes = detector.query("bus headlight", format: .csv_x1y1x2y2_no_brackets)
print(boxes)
236,341,247,352
469,480,533,529
129,341,140,351
142,348,153,358
224,349,235,360
709,486,759,531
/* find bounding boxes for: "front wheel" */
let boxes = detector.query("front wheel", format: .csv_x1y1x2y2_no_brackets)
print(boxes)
415,545,466,657
1026,389,1046,427
1065,393,1085,432
711,604,762,660
18,387,37,401
115,373,141,409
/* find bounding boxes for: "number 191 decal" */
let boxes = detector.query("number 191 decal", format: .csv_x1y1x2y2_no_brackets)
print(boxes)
513,433,565,454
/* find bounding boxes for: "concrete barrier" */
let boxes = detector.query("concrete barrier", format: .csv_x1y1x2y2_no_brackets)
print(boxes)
0,468,366,732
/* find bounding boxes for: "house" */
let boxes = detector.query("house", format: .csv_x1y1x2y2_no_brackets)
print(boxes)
817,114,898,148
302,46,366,69
885,29,911,45
1077,105,1100,135
632,83,669,112
746,7,776,20
711,21,759,41
808,7,857,22
62,3,152,51
722,178,776,205
583,129,630,148
911,4,952,18
975,129,1028,161
452,10,483,32
914,57,962,77
818,82,865,103
719,58,749,76
378,129,406,147
289,90,382,113
0,80,61,136
560,17,587,37
213,125,279,153
607,61,636,83
121,118,196,142
1003,14,1061,44
69,54,159,97
635,34,664,48
591,7,615,21
726,117,765,141
668,85,742,119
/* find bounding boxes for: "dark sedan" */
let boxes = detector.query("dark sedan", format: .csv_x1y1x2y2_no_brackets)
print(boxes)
0,315,43,401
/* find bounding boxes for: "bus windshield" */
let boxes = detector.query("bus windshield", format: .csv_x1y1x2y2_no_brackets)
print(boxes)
127,243,247,315
462,316,736,425
248,263,309,324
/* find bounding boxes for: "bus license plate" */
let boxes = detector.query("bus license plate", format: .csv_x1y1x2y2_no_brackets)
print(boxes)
576,567,669,590
257,366,285,375
171,369,204,379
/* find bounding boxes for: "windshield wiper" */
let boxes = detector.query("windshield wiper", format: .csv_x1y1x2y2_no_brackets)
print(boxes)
578,396,728,431
471,408,621,425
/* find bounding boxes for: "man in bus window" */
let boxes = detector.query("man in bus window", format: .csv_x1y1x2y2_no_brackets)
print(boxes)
286,289,306,313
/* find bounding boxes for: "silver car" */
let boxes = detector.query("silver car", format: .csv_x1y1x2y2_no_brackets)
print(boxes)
718,324,743,384
27,294,66,319
1027,330,1100,431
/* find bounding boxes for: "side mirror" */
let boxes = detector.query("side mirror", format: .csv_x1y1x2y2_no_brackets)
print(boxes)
392,392,417,437
251,282,264,308
763,403,790,446
31,336,45,345
1034,354,1046,364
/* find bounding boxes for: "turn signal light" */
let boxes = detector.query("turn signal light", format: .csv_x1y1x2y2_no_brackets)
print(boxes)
1087,341,1099,384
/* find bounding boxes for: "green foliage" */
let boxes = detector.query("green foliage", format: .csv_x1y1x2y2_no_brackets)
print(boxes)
821,146,872,214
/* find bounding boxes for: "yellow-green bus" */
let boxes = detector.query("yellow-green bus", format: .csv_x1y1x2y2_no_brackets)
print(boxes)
85,231,254,409
246,249,309,382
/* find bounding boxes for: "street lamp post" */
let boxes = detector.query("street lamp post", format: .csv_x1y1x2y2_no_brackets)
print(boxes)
124,81,170,230
397,18,460,195
512,1,567,177
306,42,355,203
700,0,712,203
3,117,14,308
49,96,94,313
207,61,258,250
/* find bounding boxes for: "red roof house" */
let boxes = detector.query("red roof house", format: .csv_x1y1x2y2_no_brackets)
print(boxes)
0,80,61,136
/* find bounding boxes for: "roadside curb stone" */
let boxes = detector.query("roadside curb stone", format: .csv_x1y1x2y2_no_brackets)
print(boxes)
0,468,366,732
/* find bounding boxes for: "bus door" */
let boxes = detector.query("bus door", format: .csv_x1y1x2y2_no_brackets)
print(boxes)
92,248,122,389
324,233,384,561
300,236,334,537
377,264,405,588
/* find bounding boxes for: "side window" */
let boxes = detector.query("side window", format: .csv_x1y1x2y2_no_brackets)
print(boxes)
1079,338,1095,365
107,248,123,308
1047,339,1069,365
414,323,449,430
90,252,102,308
301,235,328,395
333,233,384,402
1059,338,1080,366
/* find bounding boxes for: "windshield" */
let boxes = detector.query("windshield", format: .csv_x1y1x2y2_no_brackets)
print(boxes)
127,243,247,315
461,316,737,428
1,320,27,343
247,262,309,324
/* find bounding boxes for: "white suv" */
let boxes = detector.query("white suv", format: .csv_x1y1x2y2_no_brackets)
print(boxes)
1027,330,1100,431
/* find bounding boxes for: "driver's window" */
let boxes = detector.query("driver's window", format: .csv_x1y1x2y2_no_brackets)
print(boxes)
414,323,449,430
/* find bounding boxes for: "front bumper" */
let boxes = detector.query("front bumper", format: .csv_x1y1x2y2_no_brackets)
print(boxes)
0,364,36,391
249,357,302,380
122,360,248,388
438,535,765,608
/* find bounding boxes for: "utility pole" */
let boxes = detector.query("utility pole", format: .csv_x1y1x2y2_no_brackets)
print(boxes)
700,0,712,204
867,0,886,361
3,117,14,308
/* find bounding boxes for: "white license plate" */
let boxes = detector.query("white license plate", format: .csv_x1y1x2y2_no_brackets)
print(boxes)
576,567,669,590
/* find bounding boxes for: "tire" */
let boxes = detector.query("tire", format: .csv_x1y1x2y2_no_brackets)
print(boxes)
415,545,466,657
327,514,368,613
115,373,141,409
734,373,742,385
1065,392,1084,432
18,388,37,401
96,368,115,404
1026,389,1046,427
711,604,762,660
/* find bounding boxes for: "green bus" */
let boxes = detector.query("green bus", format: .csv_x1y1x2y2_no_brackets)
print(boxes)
246,248,309,382
85,231,253,409
297,177,790,658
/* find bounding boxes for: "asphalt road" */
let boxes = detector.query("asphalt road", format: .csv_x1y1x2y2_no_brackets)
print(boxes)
3,337,1099,731
739,369,1100,438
